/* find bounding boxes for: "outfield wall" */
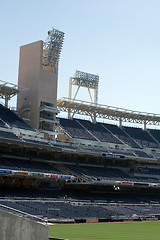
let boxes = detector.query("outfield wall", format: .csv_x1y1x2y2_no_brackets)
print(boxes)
0,209,48,240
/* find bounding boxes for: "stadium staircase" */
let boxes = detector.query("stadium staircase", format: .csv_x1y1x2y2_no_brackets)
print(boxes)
120,127,142,149
76,119,100,141
101,123,126,145
56,164,94,183
147,130,160,146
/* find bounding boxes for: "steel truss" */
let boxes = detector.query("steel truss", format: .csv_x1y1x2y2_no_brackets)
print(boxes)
0,80,26,107
57,97,160,128
68,70,99,122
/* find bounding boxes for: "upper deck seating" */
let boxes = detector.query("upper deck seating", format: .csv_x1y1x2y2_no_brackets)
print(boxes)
58,118,160,151
77,119,122,144
101,123,141,148
59,118,96,140
122,126,158,148
148,129,160,144
0,119,6,128
0,104,34,131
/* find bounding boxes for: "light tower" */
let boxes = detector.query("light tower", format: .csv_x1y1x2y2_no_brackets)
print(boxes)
42,29,64,72
17,28,64,135
68,70,99,122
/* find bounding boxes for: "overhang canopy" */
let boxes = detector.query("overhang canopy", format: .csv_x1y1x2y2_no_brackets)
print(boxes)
57,97,160,127
0,80,27,107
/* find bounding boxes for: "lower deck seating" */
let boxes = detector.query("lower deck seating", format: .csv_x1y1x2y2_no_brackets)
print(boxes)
0,189,160,221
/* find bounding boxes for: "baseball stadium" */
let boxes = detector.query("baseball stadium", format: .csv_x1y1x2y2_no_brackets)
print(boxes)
0,28,160,239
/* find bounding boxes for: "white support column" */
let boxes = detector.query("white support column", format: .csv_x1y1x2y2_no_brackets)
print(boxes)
68,77,72,119
94,88,98,105
93,88,98,123
73,86,80,100
68,77,72,100
88,88,93,103
67,70,99,123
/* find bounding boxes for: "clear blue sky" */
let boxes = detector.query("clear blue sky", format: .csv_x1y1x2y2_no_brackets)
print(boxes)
0,0,160,114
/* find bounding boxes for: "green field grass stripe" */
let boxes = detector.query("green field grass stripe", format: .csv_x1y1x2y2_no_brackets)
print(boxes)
49,222,160,240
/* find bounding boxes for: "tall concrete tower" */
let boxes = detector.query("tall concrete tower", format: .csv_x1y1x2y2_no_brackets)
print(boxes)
17,28,64,136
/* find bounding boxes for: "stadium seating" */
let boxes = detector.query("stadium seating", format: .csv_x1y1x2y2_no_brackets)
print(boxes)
1,107,160,224
0,104,34,130
77,119,122,144
136,167,160,175
148,129,160,144
133,150,152,158
101,123,141,148
59,117,160,154
0,119,6,127
1,156,159,184
59,117,160,151
22,137,50,146
122,126,158,148
0,189,160,221
64,164,160,183
0,158,20,170
59,118,96,140
0,130,20,141
0,158,63,174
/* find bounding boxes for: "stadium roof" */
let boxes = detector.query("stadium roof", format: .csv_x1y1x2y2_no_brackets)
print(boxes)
57,97,160,127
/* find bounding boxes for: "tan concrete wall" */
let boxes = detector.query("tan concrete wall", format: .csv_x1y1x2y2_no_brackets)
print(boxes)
39,68,58,108
17,40,58,129
0,209,48,240
17,41,42,129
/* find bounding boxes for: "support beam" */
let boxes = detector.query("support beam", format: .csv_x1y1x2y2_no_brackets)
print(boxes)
119,117,122,128
57,98,160,127
67,70,99,122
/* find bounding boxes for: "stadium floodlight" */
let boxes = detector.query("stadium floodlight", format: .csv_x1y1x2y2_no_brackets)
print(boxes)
68,70,99,122
72,70,99,89
69,70,99,103
42,28,64,71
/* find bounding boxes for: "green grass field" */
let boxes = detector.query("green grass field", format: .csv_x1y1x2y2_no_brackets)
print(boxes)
49,221,160,240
